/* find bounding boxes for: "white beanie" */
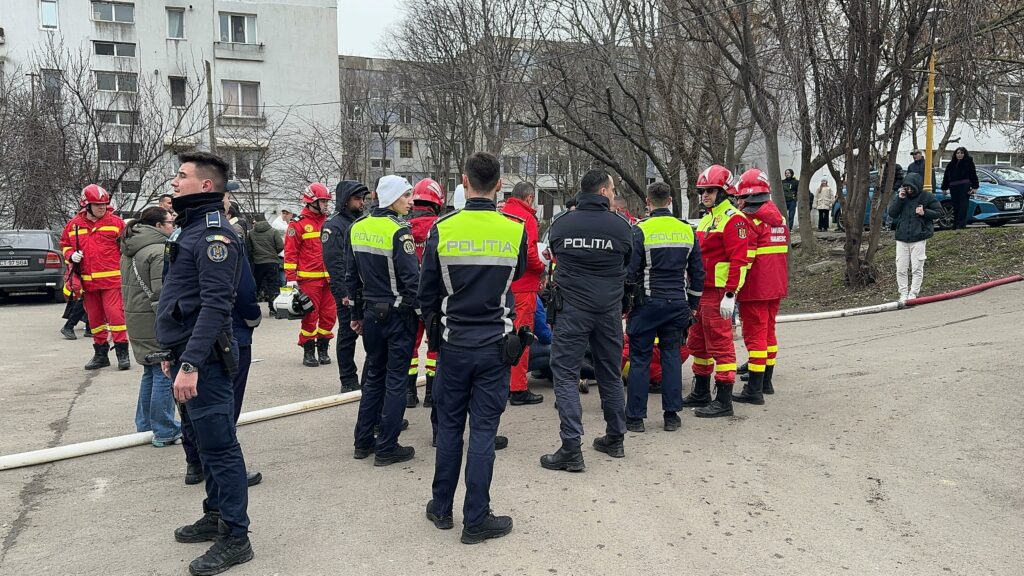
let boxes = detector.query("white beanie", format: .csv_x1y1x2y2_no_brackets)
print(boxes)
376,175,412,209
452,184,466,210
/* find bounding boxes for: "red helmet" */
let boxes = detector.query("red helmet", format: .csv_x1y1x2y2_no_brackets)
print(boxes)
302,183,331,204
734,168,771,197
81,184,111,205
695,165,733,191
412,178,445,207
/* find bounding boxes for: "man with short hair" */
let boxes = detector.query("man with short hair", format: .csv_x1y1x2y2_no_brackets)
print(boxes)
159,193,175,216
613,196,637,225
501,181,546,406
541,169,633,471
907,150,926,177
420,151,528,543
158,151,253,575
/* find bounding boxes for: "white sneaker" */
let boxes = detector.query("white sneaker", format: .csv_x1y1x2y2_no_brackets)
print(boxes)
898,294,908,304
907,293,918,300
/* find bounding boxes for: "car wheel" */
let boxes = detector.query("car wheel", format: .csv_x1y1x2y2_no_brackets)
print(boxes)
936,202,955,230
985,221,1007,227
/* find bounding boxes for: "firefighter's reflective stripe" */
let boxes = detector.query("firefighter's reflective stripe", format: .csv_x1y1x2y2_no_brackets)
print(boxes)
297,270,329,279
108,324,127,332
283,263,298,270
756,245,789,255
301,231,321,240
714,363,737,372
82,270,122,281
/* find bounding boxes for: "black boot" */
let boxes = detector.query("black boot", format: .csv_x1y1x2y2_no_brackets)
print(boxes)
681,374,712,407
737,361,749,375
426,499,454,530
763,365,775,394
316,338,331,365
302,341,318,367
495,435,508,451
84,343,110,370
340,380,360,394
188,522,254,576
733,371,766,405
60,323,77,340
423,374,434,407
664,411,682,432
114,342,131,370
185,462,204,485
540,439,585,472
406,374,419,408
509,390,544,405
374,444,415,467
592,434,625,458
174,511,221,543
695,382,734,418
461,513,513,544
626,418,645,433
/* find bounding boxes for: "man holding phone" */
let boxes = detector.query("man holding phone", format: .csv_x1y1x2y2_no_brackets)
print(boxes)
887,172,942,303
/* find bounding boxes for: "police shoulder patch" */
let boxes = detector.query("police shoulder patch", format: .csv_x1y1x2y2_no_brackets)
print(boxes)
399,233,414,242
207,241,229,262
403,239,415,255
205,211,222,228
286,227,296,237
321,228,331,243
205,234,232,244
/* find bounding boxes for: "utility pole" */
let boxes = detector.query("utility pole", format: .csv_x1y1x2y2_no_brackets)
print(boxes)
205,60,216,153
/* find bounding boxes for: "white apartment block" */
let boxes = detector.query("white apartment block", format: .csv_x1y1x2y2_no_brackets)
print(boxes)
0,0,339,215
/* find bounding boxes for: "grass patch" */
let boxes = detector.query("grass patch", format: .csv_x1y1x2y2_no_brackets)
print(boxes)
782,226,1024,313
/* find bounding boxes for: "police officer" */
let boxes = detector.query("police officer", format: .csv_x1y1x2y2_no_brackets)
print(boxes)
346,174,419,466
682,165,751,418
322,180,370,393
419,152,528,543
157,152,252,575
624,182,704,433
541,169,633,471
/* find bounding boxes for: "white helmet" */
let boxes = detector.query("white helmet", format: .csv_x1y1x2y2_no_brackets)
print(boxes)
452,184,466,210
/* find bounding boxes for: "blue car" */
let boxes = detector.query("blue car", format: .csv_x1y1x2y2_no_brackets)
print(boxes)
835,169,1024,230
977,165,1024,224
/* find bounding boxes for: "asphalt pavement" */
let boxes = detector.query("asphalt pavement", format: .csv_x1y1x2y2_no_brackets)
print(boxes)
1,286,1022,575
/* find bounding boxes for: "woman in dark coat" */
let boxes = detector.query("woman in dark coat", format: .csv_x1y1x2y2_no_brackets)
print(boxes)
940,146,979,230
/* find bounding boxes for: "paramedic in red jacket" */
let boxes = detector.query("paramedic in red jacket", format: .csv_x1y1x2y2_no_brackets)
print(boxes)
501,182,546,405
732,169,789,403
59,184,130,370
682,165,751,418
406,178,444,408
284,183,337,367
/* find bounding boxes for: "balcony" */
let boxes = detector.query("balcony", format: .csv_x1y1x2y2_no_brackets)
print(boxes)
217,114,267,128
213,42,265,62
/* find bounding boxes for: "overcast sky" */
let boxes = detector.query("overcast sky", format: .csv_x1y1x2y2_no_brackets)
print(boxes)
337,0,402,58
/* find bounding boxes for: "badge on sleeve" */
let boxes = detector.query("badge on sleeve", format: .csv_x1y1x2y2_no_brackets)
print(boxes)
736,221,747,239
321,229,331,244
304,224,314,233
207,241,229,262
287,227,296,237
403,239,415,255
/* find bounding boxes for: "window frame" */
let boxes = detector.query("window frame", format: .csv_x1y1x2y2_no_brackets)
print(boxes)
96,109,138,126
40,0,59,30
93,41,136,58
221,80,261,117
92,1,135,24
97,142,140,163
218,12,258,45
225,149,262,181
399,140,413,159
166,8,185,39
169,77,187,108
95,71,137,93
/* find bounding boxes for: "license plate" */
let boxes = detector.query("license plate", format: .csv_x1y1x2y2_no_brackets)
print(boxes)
0,259,29,267
1004,201,1021,210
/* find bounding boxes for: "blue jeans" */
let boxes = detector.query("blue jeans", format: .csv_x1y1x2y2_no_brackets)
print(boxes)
135,364,181,442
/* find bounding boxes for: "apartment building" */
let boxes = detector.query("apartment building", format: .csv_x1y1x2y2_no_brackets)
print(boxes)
0,0,339,214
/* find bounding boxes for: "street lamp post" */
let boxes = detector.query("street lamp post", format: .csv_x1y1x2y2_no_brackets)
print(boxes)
923,4,945,193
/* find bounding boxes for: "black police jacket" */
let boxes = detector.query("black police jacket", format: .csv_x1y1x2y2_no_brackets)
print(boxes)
323,182,368,301
628,207,705,310
548,193,633,313
418,197,528,347
156,194,241,367
344,207,419,309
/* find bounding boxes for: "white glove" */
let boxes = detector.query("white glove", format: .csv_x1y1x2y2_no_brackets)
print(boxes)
286,281,298,289
719,293,736,319
70,250,84,263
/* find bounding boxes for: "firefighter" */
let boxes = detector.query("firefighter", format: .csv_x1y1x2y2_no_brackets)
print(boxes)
284,183,337,367
406,178,445,408
60,184,130,370
681,165,751,418
732,169,788,403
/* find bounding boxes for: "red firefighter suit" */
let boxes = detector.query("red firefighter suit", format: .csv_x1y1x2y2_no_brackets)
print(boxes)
408,207,439,387
686,200,751,384
60,206,127,345
737,202,789,380
284,207,336,346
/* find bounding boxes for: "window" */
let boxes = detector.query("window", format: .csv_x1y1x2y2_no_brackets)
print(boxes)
40,0,59,29
95,71,137,92
41,69,62,98
371,124,391,135
346,103,362,122
96,110,137,125
225,149,261,180
93,2,134,23
219,13,257,44
502,156,521,174
93,41,135,57
222,81,259,116
399,140,413,159
370,159,392,169
400,105,412,124
169,77,187,107
98,142,140,162
167,8,184,39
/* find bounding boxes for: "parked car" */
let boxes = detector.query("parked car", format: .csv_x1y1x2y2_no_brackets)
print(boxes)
977,165,1024,222
834,169,1023,230
0,230,66,302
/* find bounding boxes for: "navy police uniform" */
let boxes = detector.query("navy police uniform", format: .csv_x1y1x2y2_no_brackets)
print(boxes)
625,207,704,423
547,193,633,450
419,197,527,528
345,207,420,457
156,194,248,537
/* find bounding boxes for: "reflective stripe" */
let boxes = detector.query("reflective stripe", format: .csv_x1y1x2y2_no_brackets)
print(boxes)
297,271,329,279
351,244,392,257
747,250,757,258
316,327,333,335
283,263,297,270
692,357,714,366
300,329,317,337
437,255,517,267
748,363,766,372
301,232,321,240
767,345,779,353
748,350,768,359
756,245,789,255
96,226,121,233
67,229,89,236
766,358,776,366
714,261,746,289
90,324,109,334
107,324,127,332
714,363,737,372
425,358,436,368
686,288,703,297
82,270,122,281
